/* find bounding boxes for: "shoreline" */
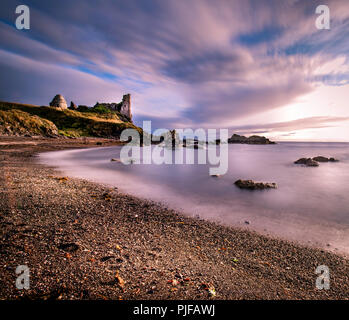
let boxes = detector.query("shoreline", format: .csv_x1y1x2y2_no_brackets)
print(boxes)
1,136,349,299
38,143,349,258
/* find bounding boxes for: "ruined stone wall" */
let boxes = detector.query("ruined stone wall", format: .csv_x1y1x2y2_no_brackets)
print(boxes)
120,94,131,119
94,94,132,120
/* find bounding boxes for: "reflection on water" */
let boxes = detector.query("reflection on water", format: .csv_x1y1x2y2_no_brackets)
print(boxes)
39,142,349,255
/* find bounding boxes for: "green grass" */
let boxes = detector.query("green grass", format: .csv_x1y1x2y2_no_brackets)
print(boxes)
0,101,142,138
0,109,58,136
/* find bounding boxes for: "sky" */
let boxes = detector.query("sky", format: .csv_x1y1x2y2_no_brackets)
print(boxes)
0,0,349,141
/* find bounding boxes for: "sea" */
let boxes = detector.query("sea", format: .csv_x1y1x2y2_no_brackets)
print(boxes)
39,142,349,255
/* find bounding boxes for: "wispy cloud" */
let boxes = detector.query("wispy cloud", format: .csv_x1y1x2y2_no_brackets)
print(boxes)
0,0,349,139
229,116,349,135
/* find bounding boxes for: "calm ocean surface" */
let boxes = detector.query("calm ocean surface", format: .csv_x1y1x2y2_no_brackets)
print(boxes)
39,142,349,255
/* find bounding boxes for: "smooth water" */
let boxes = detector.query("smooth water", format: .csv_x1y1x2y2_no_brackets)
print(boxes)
39,142,349,255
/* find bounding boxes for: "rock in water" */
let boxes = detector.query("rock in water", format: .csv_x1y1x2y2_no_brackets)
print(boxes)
228,134,275,144
234,179,277,190
294,158,307,164
294,158,319,167
49,94,68,110
312,156,339,162
305,159,319,167
312,156,329,162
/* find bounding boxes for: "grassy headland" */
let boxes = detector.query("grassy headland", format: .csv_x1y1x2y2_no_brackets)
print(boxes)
0,101,142,138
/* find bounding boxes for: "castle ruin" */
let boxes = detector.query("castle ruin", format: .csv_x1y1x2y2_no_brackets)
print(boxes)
95,94,132,120
48,93,132,120
49,94,68,110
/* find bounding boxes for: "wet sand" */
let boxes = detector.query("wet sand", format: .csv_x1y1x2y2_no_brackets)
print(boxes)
0,136,348,300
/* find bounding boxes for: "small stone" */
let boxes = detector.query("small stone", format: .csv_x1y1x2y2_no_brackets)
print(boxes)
58,243,79,252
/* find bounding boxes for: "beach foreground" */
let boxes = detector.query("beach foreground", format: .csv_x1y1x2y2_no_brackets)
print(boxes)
0,136,348,300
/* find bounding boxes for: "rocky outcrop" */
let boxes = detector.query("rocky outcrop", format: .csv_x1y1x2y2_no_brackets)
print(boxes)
0,100,142,139
295,156,339,167
313,156,339,162
69,101,78,110
49,94,68,110
228,134,275,144
294,158,319,167
234,179,277,190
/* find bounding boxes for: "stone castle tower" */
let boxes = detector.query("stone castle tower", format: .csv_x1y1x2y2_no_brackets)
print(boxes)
120,94,131,119
49,94,68,109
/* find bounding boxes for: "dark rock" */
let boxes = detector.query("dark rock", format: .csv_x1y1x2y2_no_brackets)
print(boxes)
305,159,319,167
58,242,79,252
234,179,277,190
100,256,114,262
294,158,309,165
313,156,329,162
228,134,275,145
294,158,319,167
312,156,339,162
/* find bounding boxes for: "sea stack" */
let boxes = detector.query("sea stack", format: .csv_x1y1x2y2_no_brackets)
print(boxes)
49,94,68,110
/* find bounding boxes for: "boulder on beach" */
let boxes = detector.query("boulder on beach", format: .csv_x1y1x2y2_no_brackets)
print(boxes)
294,158,319,167
234,179,277,190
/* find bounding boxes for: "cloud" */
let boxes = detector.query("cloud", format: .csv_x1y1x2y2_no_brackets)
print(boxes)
0,49,128,106
0,0,349,137
229,116,349,135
